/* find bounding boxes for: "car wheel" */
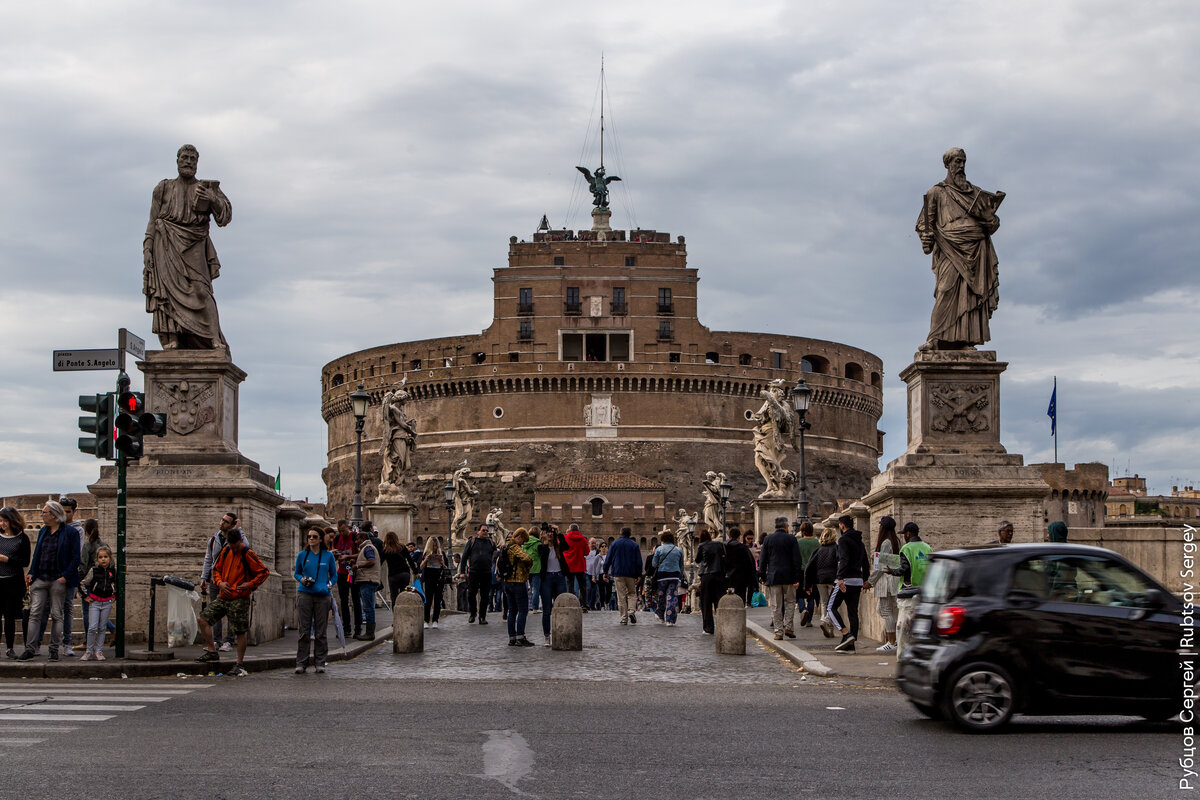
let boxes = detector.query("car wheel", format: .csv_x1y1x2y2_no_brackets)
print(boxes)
910,701,943,720
1140,704,1180,723
942,662,1016,733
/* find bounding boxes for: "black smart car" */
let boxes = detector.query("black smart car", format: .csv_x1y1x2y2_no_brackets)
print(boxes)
896,543,1184,732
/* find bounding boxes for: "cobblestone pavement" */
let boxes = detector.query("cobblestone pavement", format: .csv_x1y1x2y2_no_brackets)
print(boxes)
269,609,805,684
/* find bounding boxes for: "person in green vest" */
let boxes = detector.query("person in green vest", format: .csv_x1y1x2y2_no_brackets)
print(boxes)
522,527,543,613
794,521,820,627
891,522,932,656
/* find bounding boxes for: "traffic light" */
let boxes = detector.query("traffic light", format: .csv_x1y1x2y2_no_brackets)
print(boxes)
77,392,115,459
114,388,167,459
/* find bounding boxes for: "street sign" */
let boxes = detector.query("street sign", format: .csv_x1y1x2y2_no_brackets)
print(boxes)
119,328,145,360
53,349,120,371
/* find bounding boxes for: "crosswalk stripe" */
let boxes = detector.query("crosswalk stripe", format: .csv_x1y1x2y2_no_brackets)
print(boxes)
0,695,171,702
0,704,145,712
0,686,208,694
0,714,114,721
0,738,45,746
0,726,77,733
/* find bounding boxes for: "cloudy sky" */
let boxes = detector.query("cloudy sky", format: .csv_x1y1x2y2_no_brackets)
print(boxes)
2,1,1197,504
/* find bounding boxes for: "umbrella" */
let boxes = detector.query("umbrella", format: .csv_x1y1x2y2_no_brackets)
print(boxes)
328,594,347,651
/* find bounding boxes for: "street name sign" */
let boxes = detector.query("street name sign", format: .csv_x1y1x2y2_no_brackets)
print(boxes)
119,328,145,360
53,349,121,371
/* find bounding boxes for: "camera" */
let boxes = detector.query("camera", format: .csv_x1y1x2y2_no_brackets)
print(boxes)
302,577,315,588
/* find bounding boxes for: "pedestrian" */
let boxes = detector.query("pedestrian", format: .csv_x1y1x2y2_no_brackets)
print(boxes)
58,496,83,656
19,502,80,661
722,528,756,607
522,526,543,614
195,528,269,676
293,527,338,673
758,516,803,640
79,546,116,661
804,527,839,637
990,520,1014,545
891,522,931,656
603,527,642,625
0,506,30,659
419,537,448,629
535,525,569,646
200,512,248,653
695,530,726,635
867,516,901,653
461,524,497,625
501,529,534,646
1048,520,1068,543
77,518,109,642
595,542,613,611
828,515,870,653
382,531,415,607
651,532,686,626
562,524,590,611
585,539,604,610
352,532,380,641
794,522,819,627
330,520,358,640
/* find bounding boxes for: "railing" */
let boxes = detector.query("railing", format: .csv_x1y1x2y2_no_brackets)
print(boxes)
610,302,628,315
657,303,674,315
564,302,582,315
517,303,534,315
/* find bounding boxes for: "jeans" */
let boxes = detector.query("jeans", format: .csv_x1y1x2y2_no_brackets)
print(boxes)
357,581,377,627
208,584,237,644
26,578,67,655
421,569,443,623
529,574,542,610
767,584,796,635
61,590,75,648
85,598,113,654
466,572,492,620
503,583,528,638
614,576,638,621
387,572,411,607
539,572,567,637
297,592,331,667
656,578,681,624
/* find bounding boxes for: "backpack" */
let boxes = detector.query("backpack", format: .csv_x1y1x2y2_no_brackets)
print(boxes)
496,546,514,580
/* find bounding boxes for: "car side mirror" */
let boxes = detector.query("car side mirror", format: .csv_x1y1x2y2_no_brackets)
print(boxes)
1130,587,1167,621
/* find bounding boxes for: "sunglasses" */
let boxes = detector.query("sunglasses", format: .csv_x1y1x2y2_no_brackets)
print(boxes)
307,534,321,540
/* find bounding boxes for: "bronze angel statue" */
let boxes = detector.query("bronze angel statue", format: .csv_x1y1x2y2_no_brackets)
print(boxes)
751,379,798,499
576,165,621,209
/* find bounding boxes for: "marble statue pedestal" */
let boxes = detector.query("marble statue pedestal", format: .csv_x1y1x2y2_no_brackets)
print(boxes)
863,349,1048,549
367,502,415,542
751,498,798,540
88,349,294,647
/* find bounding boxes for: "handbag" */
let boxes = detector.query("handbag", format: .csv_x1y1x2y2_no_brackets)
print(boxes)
750,591,768,608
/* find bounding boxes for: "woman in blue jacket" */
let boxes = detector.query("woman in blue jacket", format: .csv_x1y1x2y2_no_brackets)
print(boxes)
651,532,687,626
294,529,338,674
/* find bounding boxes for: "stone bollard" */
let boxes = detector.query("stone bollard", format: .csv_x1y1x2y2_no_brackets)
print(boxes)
551,592,583,651
392,590,424,654
715,589,746,655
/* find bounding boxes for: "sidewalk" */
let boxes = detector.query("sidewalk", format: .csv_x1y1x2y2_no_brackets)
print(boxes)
0,607,396,679
746,606,898,682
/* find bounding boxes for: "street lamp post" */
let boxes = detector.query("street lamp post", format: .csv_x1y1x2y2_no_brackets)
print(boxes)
686,514,698,593
443,479,455,546
349,383,370,528
719,477,732,540
791,377,813,523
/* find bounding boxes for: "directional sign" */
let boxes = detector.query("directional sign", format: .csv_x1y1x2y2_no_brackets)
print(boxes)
53,349,121,372
119,328,145,360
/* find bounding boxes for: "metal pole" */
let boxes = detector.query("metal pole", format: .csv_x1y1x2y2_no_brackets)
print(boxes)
351,418,364,527
720,500,727,541
797,420,810,523
116,450,126,658
445,501,453,545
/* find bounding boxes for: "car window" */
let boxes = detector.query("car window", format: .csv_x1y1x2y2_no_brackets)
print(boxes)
1017,556,1154,608
921,560,959,603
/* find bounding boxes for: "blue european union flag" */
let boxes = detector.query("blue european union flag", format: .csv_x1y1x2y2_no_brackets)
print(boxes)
1047,384,1057,436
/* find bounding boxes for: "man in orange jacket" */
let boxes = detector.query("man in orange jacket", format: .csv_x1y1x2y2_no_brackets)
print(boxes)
195,528,269,676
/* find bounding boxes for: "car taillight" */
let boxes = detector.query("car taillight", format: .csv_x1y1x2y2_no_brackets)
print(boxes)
935,605,966,636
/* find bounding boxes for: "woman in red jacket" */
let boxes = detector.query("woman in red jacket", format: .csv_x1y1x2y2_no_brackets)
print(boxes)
562,525,590,611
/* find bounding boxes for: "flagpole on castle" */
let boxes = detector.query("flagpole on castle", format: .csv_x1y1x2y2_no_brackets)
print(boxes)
1051,376,1058,464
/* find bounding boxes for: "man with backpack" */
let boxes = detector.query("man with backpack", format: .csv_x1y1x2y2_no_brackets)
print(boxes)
195,528,270,676
461,524,497,624
199,512,249,653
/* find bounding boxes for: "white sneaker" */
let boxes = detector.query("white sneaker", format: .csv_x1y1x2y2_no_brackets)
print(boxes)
876,642,897,653
233,666,249,677
423,622,429,629
544,636,551,647
666,622,676,627
63,646,76,657
219,641,233,652
432,621,439,629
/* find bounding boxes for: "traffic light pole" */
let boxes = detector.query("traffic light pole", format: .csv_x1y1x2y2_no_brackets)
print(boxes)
115,450,127,659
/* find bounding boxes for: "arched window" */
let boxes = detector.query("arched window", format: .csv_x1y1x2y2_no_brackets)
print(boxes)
331,373,345,387
844,362,864,382
739,353,752,366
590,497,604,517
870,371,881,388
705,352,719,364
802,355,829,374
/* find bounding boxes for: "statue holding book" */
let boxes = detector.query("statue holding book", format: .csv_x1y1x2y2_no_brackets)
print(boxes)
916,148,1005,351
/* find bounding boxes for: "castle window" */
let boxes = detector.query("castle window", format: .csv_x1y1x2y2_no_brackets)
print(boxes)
801,355,829,374
585,333,607,361
657,288,673,314
609,334,630,362
331,373,344,387
658,321,673,341
739,353,752,366
391,361,397,373
518,320,534,341
844,362,864,382
553,256,564,266
625,256,636,267
669,352,681,363
410,359,422,370
474,352,487,364
518,288,533,314
509,352,520,363
590,497,604,517
565,287,581,314
561,331,630,362
562,334,583,361
870,371,881,388
611,287,627,315
771,352,783,369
